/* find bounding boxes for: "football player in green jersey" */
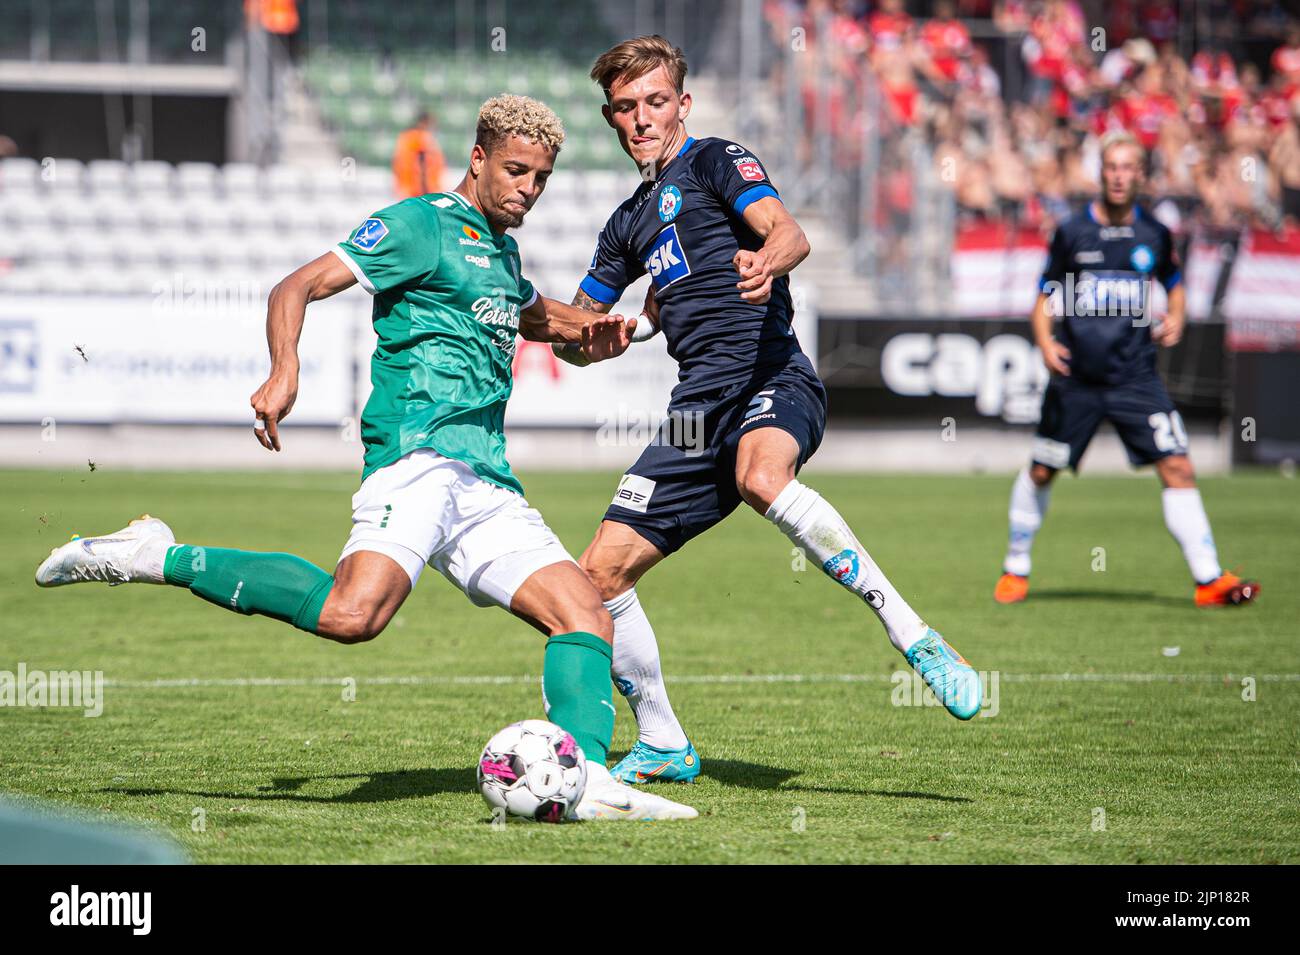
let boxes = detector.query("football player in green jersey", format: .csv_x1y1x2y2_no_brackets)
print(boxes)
35,94,694,822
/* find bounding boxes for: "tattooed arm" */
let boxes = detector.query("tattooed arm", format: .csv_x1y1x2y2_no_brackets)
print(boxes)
552,288,616,368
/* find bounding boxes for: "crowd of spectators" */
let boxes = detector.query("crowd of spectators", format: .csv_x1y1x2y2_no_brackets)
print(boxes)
764,0,1300,238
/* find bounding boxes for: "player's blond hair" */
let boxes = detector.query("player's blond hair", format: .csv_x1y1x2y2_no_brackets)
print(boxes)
1099,130,1144,163
590,35,688,98
475,94,565,153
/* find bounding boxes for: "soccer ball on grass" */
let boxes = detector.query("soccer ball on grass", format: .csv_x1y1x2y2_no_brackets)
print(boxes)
477,719,586,823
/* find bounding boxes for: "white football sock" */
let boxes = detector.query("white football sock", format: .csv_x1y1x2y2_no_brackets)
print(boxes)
1162,487,1222,585
765,480,928,653
605,589,690,751
1003,467,1051,577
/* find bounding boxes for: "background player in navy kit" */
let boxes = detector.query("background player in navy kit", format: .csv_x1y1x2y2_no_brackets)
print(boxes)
556,36,983,785
994,131,1259,609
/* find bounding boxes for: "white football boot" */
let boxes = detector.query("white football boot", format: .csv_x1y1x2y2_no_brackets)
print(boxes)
572,761,699,821
35,515,175,588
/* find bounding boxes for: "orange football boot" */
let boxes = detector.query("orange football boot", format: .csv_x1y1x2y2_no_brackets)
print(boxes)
994,572,1030,604
1195,572,1260,607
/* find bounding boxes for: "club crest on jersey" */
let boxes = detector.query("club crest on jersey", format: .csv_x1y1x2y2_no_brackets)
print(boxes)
734,157,765,182
643,224,691,290
1130,244,1154,273
823,548,860,587
351,218,388,250
658,184,683,222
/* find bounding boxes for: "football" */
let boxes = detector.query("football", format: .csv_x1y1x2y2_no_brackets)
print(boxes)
477,720,587,823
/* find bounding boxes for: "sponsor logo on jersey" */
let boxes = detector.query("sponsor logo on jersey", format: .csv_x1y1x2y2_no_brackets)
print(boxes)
611,473,655,513
745,389,775,419
463,225,482,241
823,548,860,587
643,224,691,289
1074,249,1104,264
459,237,490,248
725,143,745,155
351,217,388,250
734,157,765,182
658,184,683,222
465,254,490,269
1130,243,1154,273
470,296,520,331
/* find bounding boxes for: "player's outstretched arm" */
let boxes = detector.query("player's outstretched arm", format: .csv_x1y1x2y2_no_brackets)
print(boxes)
251,253,357,452
524,293,638,364
734,196,812,305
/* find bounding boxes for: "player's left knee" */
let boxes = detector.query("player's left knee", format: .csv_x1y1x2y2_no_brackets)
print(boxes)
1158,455,1196,488
554,602,613,642
737,464,793,513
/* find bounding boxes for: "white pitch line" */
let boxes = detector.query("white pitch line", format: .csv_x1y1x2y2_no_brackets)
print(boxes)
96,673,1300,689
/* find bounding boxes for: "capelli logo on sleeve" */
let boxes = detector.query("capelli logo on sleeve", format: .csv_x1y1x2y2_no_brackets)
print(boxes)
50,885,151,935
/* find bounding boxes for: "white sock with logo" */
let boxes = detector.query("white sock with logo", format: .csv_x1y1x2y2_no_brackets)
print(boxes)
1004,468,1051,577
605,589,690,751
765,480,928,653
1162,488,1222,585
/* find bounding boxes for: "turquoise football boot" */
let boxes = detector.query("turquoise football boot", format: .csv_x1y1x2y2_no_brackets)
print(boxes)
904,629,982,721
610,740,701,785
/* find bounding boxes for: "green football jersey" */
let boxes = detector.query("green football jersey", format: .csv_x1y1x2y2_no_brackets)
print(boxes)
334,191,536,494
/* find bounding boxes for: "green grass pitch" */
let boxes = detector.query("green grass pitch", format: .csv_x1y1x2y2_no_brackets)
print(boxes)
1,467,1296,864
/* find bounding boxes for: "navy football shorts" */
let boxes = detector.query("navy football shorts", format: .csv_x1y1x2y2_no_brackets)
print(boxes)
603,361,828,556
1031,374,1189,471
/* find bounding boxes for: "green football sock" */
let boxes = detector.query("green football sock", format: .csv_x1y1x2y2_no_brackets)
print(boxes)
542,631,614,765
163,545,334,633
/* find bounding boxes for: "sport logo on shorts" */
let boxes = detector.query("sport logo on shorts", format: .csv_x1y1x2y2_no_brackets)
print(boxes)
351,217,388,250
643,225,691,290
611,474,655,514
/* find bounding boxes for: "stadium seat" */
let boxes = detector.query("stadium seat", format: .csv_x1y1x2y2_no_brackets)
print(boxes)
43,158,86,193
176,162,220,196
131,161,175,197
0,156,41,192
222,163,262,198
87,159,131,194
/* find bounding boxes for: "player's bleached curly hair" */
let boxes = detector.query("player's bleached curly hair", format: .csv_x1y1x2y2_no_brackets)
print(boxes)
1099,130,1145,163
475,94,565,154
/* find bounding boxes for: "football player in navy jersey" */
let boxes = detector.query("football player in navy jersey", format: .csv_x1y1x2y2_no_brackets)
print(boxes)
993,131,1258,608
555,36,983,785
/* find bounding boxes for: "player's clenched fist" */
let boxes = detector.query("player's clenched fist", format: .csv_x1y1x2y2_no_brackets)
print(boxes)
581,315,634,363
733,249,773,305
250,372,298,452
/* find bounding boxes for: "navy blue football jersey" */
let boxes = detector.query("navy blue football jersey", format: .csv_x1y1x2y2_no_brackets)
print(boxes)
1039,204,1181,385
580,136,814,396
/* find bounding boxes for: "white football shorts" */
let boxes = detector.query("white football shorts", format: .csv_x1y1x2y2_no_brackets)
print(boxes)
338,448,575,610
